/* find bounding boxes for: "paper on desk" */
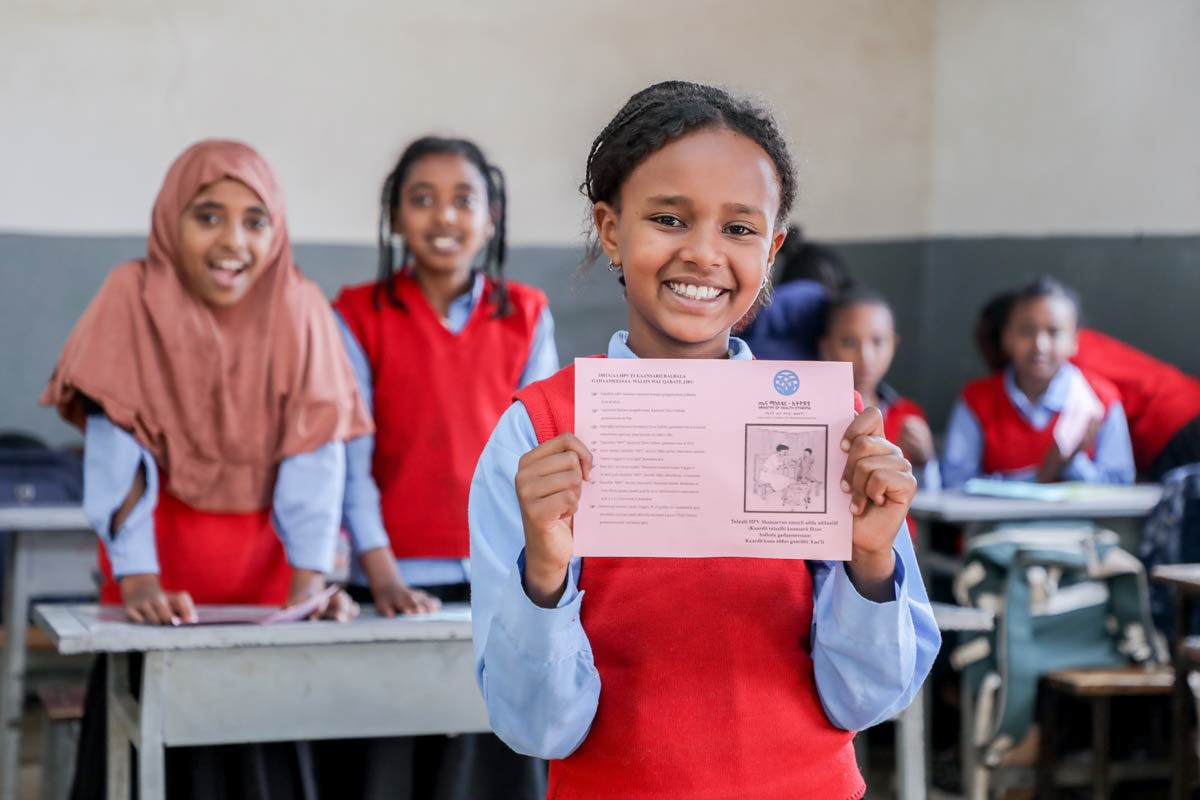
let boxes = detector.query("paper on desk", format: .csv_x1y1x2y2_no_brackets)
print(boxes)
95,584,341,626
1053,372,1104,456
574,358,855,559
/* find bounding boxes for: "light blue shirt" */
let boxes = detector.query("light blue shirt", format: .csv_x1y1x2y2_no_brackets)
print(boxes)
83,415,346,578
337,272,560,587
468,331,941,758
941,363,1136,489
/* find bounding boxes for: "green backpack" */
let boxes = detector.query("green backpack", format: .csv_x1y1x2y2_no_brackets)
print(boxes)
951,524,1166,766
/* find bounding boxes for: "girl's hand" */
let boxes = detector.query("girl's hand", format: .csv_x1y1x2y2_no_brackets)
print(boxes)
897,416,935,467
360,546,441,616
514,433,593,608
288,569,359,623
1037,418,1101,483
839,408,917,602
118,574,196,625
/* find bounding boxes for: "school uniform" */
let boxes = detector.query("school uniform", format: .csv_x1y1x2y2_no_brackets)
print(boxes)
72,418,345,800
41,141,373,800
877,383,939,543
468,331,940,800
941,363,1135,489
1072,328,1200,478
326,271,555,800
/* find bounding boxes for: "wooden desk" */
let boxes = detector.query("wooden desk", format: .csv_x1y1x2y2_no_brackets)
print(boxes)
0,506,93,800
34,603,490,800
1152,565,1200,800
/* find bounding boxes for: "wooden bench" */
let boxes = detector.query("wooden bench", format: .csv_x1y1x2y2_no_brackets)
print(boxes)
35,685,85,800
1036,665,1174,799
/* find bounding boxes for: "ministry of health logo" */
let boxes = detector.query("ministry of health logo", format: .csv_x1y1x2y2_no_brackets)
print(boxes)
773,369,800,396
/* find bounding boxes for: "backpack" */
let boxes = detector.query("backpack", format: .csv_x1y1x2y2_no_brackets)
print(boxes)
951,524,1165,767
1140,463,1200,640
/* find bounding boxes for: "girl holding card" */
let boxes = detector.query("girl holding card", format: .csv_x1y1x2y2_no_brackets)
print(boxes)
468,81,939,799
942,276,1135,488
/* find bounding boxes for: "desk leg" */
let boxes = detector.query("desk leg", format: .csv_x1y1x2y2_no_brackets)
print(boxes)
107,654,132,800
1171,596,1191,800
137,652,167,800
0,531,30,800
896,688,928,800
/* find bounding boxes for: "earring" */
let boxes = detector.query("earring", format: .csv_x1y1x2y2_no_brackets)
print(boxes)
607,259,622,273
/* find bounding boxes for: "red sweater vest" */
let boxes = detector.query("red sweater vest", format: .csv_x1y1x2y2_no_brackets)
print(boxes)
882,397,926,543
961,369,1121,476
515,363,864,800
335,275,546,559
99,479,291,606
1072,328,1200,471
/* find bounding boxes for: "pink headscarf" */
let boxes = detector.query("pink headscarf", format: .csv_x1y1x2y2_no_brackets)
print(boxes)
42,139,372,511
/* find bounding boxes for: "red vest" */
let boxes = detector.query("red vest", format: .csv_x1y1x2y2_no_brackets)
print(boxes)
99,479,291,606
335,275,546,559
1072,328,1200,471
961,369,1121,476
515,363,864,800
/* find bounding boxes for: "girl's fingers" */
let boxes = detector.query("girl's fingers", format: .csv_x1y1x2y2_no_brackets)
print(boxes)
519,434,594,480
521,451,585,480
519,470,584,504
840,407,884,452
527,490,582,526
125,605,145,624
850,454,909,499
864,469,917,508
146,596,173,626
841,435,903,488
169,591,197,624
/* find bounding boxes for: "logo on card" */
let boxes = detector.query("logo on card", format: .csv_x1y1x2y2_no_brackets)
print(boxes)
772,369,800,396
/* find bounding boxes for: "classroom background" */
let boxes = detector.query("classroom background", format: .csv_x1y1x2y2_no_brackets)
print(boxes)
2,0,1197,444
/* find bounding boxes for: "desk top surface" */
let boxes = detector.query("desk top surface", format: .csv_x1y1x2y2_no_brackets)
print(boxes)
910,484,1162,523
1151,564,1200,592
34,603,474,655
0,505,90,531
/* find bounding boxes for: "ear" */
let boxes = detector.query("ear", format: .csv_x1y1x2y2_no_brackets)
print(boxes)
593,202,621,264
766,226,788,267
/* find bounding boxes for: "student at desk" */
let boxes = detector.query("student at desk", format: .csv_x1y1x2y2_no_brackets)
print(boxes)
42,140,370,799
943,276,1135,488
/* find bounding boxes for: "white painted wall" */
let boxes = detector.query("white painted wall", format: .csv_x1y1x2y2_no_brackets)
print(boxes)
1,0,1196,243
0,0,933,244
931,0,1200,235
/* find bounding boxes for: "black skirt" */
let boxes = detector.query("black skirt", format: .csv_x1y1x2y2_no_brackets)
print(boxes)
316,583,548,800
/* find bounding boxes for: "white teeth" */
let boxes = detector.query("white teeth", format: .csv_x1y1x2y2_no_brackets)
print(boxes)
667,282,723,300
431,236,458,252
212,259,245,272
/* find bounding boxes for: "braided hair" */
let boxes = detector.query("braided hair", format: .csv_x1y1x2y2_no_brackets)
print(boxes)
375,136,510,316
581,81,797,327
582,81,797,259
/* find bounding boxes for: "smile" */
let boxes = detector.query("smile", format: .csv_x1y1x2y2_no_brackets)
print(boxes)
665,281,727,301
427,235,463,254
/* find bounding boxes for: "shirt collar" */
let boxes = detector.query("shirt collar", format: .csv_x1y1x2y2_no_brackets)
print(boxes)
606,331,754,361
446,271,486,318
1003,361,1078,415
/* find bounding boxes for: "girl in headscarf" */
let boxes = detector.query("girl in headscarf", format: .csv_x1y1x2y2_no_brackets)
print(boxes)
43,139,371,798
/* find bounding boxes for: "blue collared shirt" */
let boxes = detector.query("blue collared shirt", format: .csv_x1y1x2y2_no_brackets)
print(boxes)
468,331,940,758
83,415,346,578
941,363,1136,489
337,272,560,587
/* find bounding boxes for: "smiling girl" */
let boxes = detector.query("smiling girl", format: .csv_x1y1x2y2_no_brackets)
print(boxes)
468,81,939,799
330,136,553,799
44,139,370,797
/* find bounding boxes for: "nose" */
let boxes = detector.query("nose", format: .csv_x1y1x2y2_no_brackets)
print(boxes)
218,219,247,251
1034,331,1051,353
677,224,724,270
436,202,458,226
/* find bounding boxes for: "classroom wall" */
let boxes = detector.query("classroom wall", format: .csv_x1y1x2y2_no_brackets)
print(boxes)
3,1,1198,444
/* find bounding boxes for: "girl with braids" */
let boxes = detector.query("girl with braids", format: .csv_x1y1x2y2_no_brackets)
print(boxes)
329,136,554,800
469,81,939,799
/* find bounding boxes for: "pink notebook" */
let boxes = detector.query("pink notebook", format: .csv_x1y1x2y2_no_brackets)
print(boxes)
97,585,341,626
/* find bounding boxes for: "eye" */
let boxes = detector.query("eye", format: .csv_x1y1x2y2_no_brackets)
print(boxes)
650,214,684,228
724,224,755,236
408,193,433,209
454,194,478,210
245,215,270,232
194,211,220,226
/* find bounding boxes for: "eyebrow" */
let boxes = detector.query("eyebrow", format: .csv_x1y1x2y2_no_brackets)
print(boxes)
190,199,270,217
405,182,481,193
645,195,766,219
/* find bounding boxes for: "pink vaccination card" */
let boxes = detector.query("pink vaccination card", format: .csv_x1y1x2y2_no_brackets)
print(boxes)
574,358,855,560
